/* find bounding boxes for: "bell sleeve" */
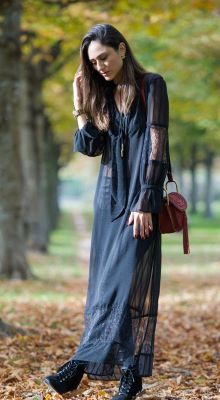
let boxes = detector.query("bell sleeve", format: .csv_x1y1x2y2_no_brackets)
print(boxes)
73,120,106,157
131,75,169,213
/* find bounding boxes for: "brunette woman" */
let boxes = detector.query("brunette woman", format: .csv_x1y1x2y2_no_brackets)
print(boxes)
44,23,170,400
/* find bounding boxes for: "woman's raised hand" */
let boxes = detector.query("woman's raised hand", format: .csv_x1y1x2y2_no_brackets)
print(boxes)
73,69,83,110
127,212,153,239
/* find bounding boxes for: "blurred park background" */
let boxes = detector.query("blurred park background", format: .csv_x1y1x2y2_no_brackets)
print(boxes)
0,1,220,399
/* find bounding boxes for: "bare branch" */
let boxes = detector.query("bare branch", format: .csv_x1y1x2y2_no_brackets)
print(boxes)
44,48,78,79
42,0,95,9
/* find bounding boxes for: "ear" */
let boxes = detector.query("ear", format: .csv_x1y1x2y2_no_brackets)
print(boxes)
119,42,126,58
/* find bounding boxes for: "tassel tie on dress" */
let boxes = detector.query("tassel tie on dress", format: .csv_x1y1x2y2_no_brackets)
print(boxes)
110,112,130,222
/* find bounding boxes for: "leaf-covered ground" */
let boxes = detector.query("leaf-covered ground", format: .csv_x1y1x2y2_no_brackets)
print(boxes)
1,209,220,399
0,270,219,400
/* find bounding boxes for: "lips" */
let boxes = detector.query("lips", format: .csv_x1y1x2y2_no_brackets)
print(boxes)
102,72,110,76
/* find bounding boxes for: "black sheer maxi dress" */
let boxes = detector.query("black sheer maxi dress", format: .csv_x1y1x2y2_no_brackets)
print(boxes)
72,72,170,381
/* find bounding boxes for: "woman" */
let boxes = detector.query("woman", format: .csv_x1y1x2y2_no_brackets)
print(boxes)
44,23,170,400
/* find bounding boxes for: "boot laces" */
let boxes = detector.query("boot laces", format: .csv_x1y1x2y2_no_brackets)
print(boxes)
57,360,82,382
119,367,136,395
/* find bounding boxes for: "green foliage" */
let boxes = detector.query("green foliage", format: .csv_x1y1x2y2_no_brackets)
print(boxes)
21,0,220,164
131,7,220,155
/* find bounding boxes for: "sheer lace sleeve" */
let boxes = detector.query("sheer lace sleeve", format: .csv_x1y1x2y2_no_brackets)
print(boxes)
131,75,169,213
73,121,106,157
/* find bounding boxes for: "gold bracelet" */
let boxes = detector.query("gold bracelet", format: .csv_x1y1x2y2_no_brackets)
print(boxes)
72,109,87,118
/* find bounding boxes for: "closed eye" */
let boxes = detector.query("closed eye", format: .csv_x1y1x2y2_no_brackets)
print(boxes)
90,55,108,65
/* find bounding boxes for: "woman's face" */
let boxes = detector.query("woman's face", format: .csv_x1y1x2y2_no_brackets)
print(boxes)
87,40,126,83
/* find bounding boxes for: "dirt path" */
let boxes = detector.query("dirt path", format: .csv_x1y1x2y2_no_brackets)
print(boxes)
71,209,91,272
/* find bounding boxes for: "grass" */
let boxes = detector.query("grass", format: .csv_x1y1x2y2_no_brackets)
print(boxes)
0,207,219,304
31,210,83,280
161,209,220,273
80,204,220,273
0,210,86,304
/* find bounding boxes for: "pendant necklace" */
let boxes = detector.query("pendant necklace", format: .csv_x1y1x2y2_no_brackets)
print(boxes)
118,88,124,158
116,87,125,158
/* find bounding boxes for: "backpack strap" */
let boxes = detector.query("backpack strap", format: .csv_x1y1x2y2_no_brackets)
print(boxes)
183,213,190,254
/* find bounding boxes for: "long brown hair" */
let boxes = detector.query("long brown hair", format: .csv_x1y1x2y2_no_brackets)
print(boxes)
79,23,147,131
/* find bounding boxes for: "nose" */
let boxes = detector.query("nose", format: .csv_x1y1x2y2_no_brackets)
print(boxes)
97,60,105,72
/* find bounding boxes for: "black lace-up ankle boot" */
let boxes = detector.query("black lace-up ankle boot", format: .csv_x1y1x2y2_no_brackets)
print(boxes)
112,366,142,400
43,359,87,395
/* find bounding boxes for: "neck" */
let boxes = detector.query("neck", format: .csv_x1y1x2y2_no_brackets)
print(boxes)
113,69,123,85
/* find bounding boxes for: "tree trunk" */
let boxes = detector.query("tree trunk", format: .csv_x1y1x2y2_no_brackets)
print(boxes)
189,144,198,214
204,149,214,218
19,63,40,248
0,318,26,337
44,117,60,232
174,145,185,193
20,64,49,251
19,62,60,250
0,0,32,279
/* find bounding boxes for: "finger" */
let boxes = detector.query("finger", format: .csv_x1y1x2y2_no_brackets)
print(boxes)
73,74,82,88
74,70,82,78
142,214,151,238
144,224,149,238
148,214,153,231
139,216,146,239
127,212,134,225
75,75,82,86
133,214,139,239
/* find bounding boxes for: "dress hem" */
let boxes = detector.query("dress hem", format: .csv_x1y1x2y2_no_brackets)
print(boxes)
71,353,154,381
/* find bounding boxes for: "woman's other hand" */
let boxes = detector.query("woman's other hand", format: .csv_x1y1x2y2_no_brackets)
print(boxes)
127,212,153,239
73,68,83,109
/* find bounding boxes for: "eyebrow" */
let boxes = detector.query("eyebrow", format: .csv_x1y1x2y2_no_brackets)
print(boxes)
89,52,107,62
